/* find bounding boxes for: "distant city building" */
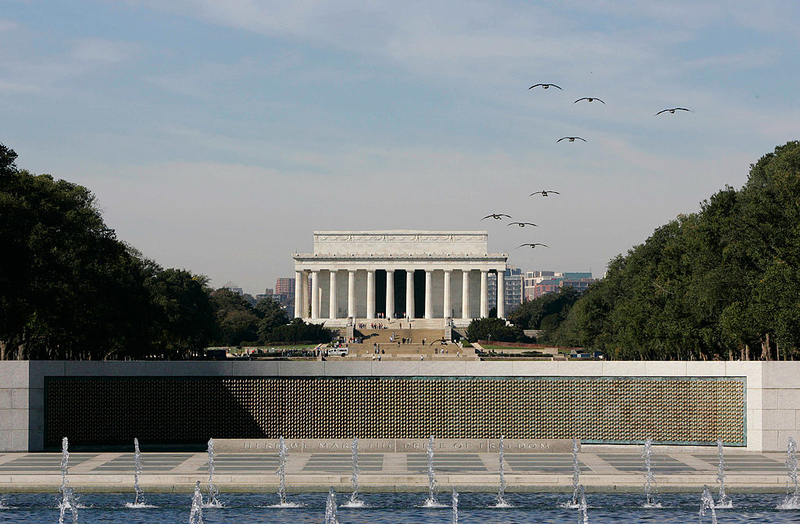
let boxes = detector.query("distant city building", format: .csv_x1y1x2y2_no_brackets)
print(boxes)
488,267,524,314
524,271,597,300
275,278,295,296
530,278,563,299
222,282,243,295
561,272,592,280
523,271,556,301
264,287,274,296
560,277,597,294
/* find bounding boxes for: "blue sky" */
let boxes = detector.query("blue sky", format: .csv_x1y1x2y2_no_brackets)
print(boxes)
2,0,799,294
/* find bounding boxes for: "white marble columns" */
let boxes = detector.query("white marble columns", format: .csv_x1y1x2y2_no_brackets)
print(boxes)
348,270,357,318
480,270,488,318
497,269,505,319
329,270,338,319
443,270,452,319
294,267,505,320
386,270,395,319
406,270,415,319
294,270,303,318
424,270,434,319
462,270,471,319
366,270,376,319
310,271,320,319
301,271,309,318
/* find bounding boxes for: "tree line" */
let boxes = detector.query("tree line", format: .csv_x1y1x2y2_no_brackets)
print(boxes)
0,143,330,360
485,141,800,361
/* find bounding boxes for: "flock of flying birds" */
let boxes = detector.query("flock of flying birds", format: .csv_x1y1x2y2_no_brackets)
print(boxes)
482,82,692,252
481,190,555,249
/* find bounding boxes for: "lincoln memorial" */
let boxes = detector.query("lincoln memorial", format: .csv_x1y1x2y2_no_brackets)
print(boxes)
293,231,508,327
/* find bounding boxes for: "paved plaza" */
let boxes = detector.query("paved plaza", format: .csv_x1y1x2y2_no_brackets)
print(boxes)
0,448,794,493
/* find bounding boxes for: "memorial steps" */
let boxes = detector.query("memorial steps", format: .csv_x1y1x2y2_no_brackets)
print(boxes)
353,328,445,345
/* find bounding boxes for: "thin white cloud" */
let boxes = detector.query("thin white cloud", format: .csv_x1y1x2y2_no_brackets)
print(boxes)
71,38,137,63
0,79,42,93
0,18,18,31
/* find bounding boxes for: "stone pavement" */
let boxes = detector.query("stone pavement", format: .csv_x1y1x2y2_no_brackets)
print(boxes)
0,447,794,493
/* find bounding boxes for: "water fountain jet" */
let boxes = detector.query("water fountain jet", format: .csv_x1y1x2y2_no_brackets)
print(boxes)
641,439,661,508
324,488,339,524
778,436,800,509
452,488,459,524
577,485,589,524
204,438,221,507
423,435,443,507
343,437,365,508
494,435,511,507
189,481,204,524
569,437,581,508
699,486,718,524
715,439,731,508
58,437,78,524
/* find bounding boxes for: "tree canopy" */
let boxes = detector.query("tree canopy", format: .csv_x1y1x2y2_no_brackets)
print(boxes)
0,143,326,360
546,141,800,360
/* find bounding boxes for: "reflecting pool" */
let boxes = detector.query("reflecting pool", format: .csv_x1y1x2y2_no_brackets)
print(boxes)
2,491,800,523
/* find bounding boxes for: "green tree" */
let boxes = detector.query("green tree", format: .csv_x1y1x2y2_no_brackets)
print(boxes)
465,317,524,343
555,141,800,361
148,268,215,358
508,286,581,339
0,144,156,360
254,297,290,342
209,289,259,346
270,318,333,344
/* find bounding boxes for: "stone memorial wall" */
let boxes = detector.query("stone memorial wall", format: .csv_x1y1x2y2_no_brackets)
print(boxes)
1,360,798,453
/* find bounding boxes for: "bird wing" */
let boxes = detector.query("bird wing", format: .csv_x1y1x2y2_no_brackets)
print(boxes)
500,214,512,218
655,109,669,115
516,244,531,248
550,191,561,194
675,107,690,111
507,222,520,226
557,137,567,142
481,215,493,220
528,84,543,89
596,98,605,104
536,243,549,247
529,191,543,196
576,137,587,142
552,84,563,90
523,222,539,226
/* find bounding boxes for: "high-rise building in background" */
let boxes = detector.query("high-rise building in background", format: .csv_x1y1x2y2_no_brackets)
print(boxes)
275,278,295,296
488,267,524,314
523,271,597,300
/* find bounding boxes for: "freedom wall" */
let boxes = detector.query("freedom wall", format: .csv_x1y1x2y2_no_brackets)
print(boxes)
1,361,797,453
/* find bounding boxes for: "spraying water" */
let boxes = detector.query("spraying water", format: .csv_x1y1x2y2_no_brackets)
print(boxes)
425,435,438,506
577,485,589,524
495,435,510,507
349,438,361,505
716,439,731,508
324,488,339,524
699,486,718,524
189,481,204,524
778,437,800,509
277,436,289,506
60,436,70,493
641,439,660,508
570,437,581,508
133,438,145,506
205,438,221,507
452,488,459,524
58,437,78,524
